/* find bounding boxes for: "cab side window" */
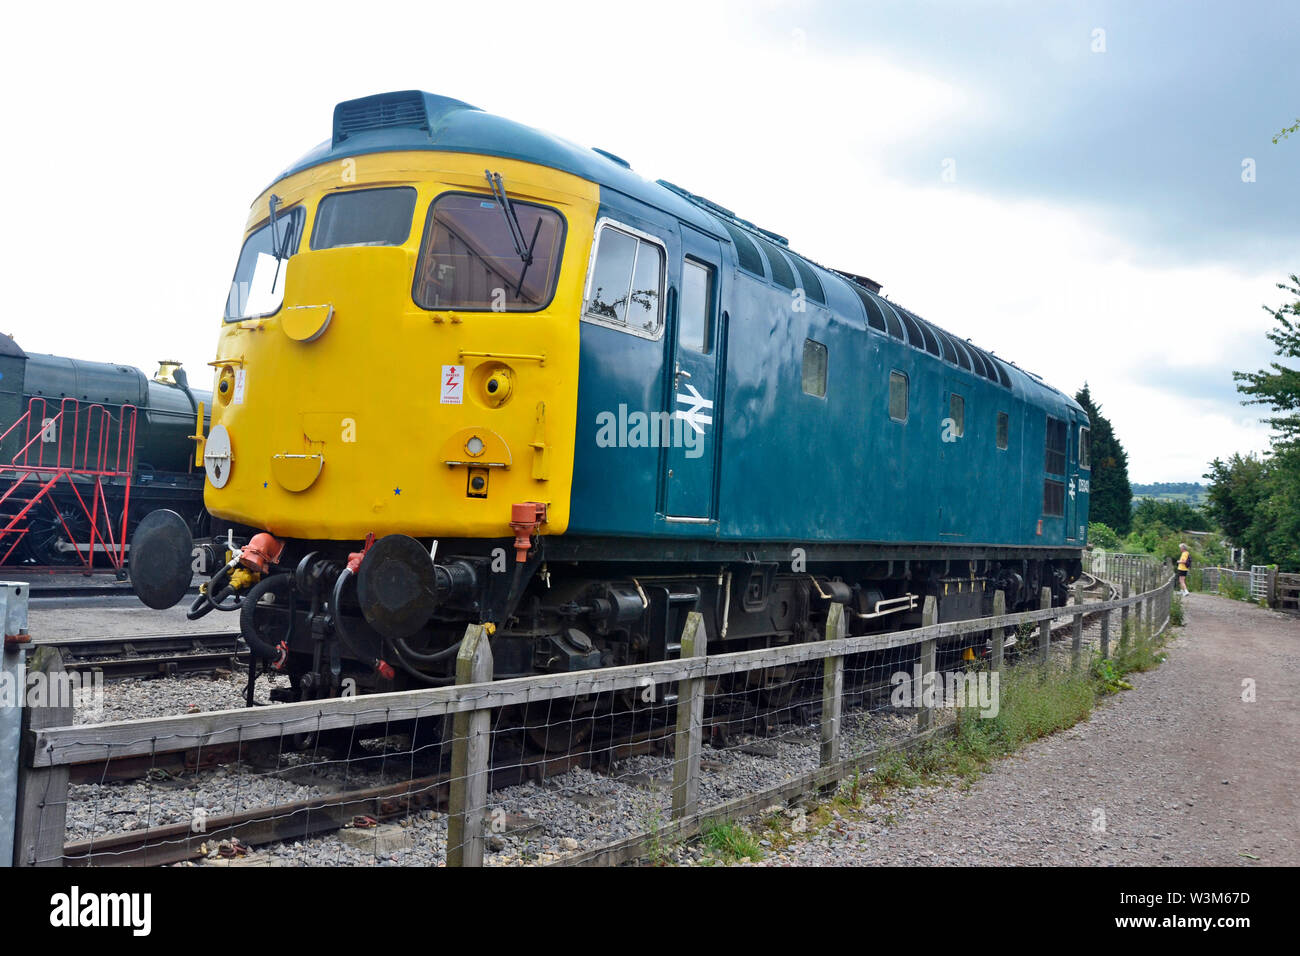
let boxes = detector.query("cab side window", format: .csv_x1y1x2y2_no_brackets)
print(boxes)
584,222,666,337
679,259,713,353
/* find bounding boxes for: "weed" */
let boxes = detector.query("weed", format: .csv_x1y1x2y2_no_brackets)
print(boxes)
644,809,666,865
701,820,764,863
1219,577,1248,601
1169,594,1185,627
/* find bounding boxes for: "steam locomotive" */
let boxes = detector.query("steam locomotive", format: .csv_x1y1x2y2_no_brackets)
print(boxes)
130,91,1089,717
0,334,209,566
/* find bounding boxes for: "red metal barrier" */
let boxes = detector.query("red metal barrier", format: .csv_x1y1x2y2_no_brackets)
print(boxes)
0,397,137,568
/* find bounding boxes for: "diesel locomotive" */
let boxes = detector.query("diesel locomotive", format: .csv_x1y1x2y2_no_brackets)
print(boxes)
130,90,1090,715
0,334,210,566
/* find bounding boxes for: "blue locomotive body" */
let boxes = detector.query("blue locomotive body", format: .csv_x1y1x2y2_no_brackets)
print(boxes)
567,187,1089,552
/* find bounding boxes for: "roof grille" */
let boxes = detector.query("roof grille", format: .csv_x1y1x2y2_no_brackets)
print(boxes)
334,91,430,143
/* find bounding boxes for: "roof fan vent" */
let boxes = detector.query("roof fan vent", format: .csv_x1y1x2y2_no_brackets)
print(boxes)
334,91,430,144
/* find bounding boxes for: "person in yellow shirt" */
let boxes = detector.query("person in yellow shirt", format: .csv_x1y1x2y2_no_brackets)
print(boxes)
1177,543,1191,596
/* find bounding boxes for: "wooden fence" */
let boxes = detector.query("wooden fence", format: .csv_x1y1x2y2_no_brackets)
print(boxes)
11,564,1174,868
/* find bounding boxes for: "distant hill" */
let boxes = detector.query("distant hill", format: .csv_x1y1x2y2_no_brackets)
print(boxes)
1131,482,1206,506
1133,482,1204,497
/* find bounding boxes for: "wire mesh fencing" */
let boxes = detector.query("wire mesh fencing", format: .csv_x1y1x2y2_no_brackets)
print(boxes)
1198,566,1252,596
1083,549,1168,594
11,572,1176,868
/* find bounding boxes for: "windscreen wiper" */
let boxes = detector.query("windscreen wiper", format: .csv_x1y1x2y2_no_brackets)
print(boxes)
485,171,542,298
267,194,288,294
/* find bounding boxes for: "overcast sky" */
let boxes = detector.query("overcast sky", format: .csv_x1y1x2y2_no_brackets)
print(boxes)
4,0,1296,482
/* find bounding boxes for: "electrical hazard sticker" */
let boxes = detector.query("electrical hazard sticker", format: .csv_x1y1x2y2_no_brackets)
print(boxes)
440,365,464,404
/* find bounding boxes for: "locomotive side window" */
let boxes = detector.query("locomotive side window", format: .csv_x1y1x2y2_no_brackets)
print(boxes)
949,393,964,437
1045,416,1067,474
997,411,1009,450
1043,414,1068,516
679,259,713,353
802,339,827,398
414,193,566,312
1044,479,1065,516
225,206,305,321
889,371,908,422
311,187,417,250
582,221,665,337
1079,426,1091,469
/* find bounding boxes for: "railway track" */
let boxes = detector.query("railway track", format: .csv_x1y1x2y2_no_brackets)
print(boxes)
63,725,672,866
36,630,245,679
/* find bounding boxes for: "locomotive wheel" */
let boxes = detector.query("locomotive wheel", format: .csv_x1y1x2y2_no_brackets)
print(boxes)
523,700,594,755
18,503,91,566
755,665,799,714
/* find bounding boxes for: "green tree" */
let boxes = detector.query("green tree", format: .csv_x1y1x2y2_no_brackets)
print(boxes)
1087,521,1122,549
1208,276,1300,570
1131,497,1211,534
1074,384,1133,534
1204,453,1267,546
1233,274,1300,444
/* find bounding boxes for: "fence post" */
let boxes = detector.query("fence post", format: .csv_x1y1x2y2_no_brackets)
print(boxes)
991,589,1006,677
1120,582,1131,652
447,623,493,868
13,645,72,866
1038,586,1052,665
1149,574,1159,634
819,603,845,770
917,596,938,731
1,585,29,866
671,611,707,820
1071,582,1084,669
1268,567,1278,608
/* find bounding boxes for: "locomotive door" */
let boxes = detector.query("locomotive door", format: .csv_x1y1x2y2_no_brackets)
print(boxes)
664,228,723,521
939,376,968,536
1065,410,1080,542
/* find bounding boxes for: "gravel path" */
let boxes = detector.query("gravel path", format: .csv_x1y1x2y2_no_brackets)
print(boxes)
747,594,1299,866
